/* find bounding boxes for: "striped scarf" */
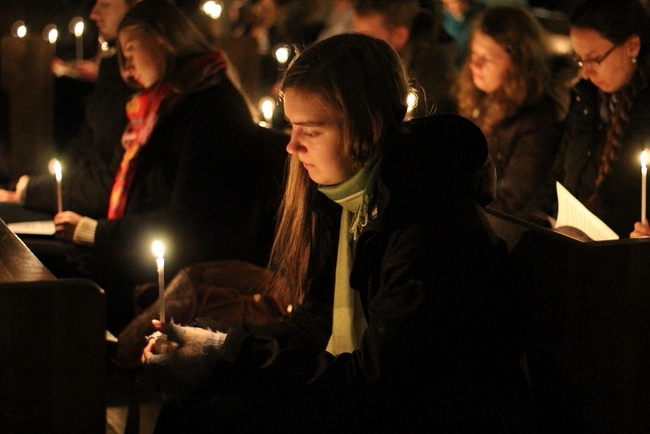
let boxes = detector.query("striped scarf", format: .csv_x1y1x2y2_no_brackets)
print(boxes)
107,50,227,219
107,83,173,219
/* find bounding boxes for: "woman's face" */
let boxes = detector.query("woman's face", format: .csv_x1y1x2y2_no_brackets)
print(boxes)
283,88,355,186
570,27,639,94
468,30,513,94
118,25,166,89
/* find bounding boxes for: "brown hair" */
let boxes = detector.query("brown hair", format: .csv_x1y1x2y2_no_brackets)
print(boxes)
570,0,650,187
270,33,410,306
117,0,213,90
455,6,551,138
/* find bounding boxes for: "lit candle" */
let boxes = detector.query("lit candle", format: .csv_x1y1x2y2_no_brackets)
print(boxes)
53,160,62,213
11,21,27,38
73,19,84,61
642,150,647,224
274,45,290,64
258,97,275,127
152,240,165,323
406,91,418,120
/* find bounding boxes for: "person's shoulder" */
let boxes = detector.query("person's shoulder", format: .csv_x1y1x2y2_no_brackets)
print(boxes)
382,114,489,189
515,92,567,124
403,114,488,167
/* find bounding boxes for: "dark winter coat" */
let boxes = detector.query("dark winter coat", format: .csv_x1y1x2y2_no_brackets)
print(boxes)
155,114,532,433
77,70,288,333
488,93,565,218
24,52,131,217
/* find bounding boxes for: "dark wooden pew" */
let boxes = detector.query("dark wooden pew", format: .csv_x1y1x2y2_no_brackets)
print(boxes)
0,219,105,433
486,207,650,432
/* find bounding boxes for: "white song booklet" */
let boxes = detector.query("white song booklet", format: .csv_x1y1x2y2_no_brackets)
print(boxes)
6,220,55,236
554,181,619,241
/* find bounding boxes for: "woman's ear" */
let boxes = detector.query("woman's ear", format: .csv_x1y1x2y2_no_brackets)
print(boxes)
625,34,641,59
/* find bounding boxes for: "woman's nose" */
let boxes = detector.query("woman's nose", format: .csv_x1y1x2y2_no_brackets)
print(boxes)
286,136,302,155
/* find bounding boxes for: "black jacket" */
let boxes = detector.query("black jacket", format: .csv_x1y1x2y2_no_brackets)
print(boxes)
488,93,565,218
160,114,531,433
77,73,288,333
551,79,650,237
24,53,131,217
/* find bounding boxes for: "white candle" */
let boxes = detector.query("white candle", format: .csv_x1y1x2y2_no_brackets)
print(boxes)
642,150,647,224
53,160,62,213
152,240,165,323
74,20,84,61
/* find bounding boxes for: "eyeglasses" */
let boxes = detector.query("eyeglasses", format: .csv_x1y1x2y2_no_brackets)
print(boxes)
574,44,619,68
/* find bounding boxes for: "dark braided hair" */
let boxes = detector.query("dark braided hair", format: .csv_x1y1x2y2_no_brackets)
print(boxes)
570,0,650,187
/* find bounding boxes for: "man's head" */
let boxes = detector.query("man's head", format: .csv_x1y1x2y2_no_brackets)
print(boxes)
353,0,420,53
90,0,141,41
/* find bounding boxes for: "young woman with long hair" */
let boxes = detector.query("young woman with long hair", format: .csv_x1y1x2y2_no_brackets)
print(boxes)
143,33,531,433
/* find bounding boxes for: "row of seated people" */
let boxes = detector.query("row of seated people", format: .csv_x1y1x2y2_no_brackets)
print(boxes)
0,0,647,430
227,0,650,239
348,0,650,240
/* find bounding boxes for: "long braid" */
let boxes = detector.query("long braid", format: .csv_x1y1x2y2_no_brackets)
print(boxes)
594,65,647,187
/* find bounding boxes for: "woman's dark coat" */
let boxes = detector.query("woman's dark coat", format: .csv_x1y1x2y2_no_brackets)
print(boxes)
155,114,531,433
488,93,565,218
79,73,288,333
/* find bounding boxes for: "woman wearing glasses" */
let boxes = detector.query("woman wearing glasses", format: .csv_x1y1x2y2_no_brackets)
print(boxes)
550,0,650,237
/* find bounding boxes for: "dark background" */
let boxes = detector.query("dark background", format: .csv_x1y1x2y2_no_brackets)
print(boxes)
2,1,97,60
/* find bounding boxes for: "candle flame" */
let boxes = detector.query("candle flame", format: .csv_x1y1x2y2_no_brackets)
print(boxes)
152,240,165,259
259,97,275,123
74,21,84,37
642,150,648,168
53,160,62,181
274,45,290,64
201,1,223,19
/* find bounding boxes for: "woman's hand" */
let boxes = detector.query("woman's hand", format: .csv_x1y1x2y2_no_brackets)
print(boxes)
53,211,83,241
0,175,30,203
0,189,19,203
141,320,226,401
630,221,650,238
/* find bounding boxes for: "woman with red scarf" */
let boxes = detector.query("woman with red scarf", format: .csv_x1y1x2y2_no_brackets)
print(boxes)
53,0,288,335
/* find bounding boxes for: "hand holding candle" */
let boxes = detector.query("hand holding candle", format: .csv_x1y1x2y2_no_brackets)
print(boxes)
642,150,647,224
152,240,166,323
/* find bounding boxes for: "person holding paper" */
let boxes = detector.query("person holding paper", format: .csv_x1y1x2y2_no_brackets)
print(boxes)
454,6,568,220
141,33,531,433
550,0,650,237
